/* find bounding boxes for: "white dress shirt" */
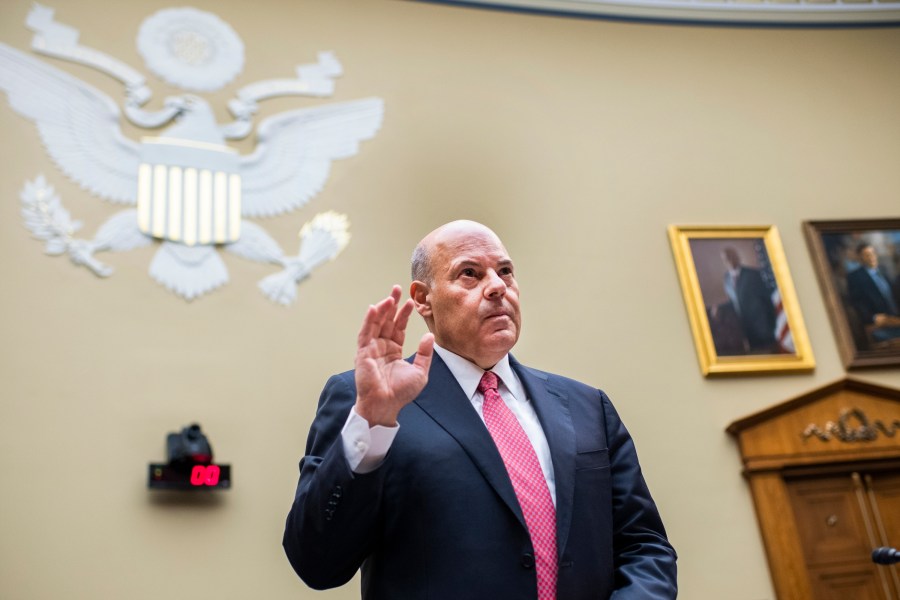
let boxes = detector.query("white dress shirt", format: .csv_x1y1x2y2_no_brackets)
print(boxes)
341,343,557,506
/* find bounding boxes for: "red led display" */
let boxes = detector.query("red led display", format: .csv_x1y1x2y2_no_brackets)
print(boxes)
148,463,230,490
190,464,221,486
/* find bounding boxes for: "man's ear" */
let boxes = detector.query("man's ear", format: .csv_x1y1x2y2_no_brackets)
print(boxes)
410,280,431,318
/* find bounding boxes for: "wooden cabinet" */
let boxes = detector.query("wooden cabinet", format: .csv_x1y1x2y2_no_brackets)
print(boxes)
728,379,900,600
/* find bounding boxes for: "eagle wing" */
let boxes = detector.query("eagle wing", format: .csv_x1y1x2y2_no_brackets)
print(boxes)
239,98,383,218
0,42,139,204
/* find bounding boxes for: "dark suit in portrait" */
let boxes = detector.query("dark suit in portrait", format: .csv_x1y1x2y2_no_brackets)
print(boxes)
847,266,900,344
723,266,777,353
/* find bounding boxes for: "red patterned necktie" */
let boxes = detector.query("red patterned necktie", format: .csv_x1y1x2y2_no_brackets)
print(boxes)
478,371,557,600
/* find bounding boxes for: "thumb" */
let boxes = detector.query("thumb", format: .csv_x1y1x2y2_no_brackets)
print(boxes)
412,333,435,373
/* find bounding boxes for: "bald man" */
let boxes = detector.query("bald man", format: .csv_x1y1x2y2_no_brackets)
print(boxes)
284,221,676,599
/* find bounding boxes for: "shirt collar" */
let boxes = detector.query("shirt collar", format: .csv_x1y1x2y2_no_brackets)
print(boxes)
433,343,526,403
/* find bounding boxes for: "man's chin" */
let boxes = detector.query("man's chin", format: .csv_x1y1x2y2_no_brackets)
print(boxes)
482,330,518,353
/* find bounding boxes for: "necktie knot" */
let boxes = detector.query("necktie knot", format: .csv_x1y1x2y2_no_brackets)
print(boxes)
478,371,500,395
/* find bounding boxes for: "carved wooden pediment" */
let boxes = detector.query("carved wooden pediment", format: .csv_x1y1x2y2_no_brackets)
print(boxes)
727,378,900,472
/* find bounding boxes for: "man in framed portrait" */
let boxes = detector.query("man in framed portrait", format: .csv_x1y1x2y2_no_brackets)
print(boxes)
719,247,779,354
846,243,900,345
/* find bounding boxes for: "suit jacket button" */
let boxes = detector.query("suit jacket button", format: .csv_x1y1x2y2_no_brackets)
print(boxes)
520,553,534,569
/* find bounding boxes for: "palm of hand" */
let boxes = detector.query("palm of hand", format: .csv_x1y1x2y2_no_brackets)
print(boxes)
356,337,427,411
353,286,434,427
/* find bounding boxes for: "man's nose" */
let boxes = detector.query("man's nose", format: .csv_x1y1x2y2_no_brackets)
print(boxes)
484,270,507,298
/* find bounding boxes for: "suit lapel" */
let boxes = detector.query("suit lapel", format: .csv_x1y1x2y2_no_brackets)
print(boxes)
414,354,527,530
511,356,576,559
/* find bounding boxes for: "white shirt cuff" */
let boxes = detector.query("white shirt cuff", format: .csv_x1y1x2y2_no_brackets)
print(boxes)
341,406,399,474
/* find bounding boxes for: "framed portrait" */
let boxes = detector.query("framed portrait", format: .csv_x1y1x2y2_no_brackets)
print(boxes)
668,225,815,376
803,219,900,369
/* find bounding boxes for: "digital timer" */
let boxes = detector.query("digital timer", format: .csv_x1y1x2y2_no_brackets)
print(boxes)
148,463,231,490
147,423,231,491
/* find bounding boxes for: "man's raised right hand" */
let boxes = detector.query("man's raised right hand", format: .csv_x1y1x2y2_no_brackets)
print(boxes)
353,285,434,427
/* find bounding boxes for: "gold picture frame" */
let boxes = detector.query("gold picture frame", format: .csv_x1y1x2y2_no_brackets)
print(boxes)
668,225,815,376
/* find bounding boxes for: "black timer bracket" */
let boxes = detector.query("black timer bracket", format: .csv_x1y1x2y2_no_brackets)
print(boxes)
148,423,231,490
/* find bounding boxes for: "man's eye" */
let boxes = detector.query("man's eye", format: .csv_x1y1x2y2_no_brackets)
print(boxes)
461,268,476,277
499,267,513,276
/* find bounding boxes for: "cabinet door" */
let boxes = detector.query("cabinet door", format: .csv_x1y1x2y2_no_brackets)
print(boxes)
786,472,896,600
865,472,900,596
808,563,896,600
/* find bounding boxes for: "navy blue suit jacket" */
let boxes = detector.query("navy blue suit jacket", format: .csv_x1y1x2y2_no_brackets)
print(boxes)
284,353,677,599
847,267,899,325
727,267,777,351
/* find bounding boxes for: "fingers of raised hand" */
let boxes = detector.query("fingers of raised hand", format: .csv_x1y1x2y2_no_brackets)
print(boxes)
358,286,405,349
389,299,415,343
357,303,381,348
375,286,406,340
359,296,394,348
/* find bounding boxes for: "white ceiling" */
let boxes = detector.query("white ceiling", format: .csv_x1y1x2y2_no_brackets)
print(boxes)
427,0,900,25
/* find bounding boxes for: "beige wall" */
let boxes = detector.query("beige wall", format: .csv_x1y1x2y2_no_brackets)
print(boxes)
1,1,899,598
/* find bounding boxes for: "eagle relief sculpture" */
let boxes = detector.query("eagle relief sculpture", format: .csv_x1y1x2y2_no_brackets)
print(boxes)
1,4,384,304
